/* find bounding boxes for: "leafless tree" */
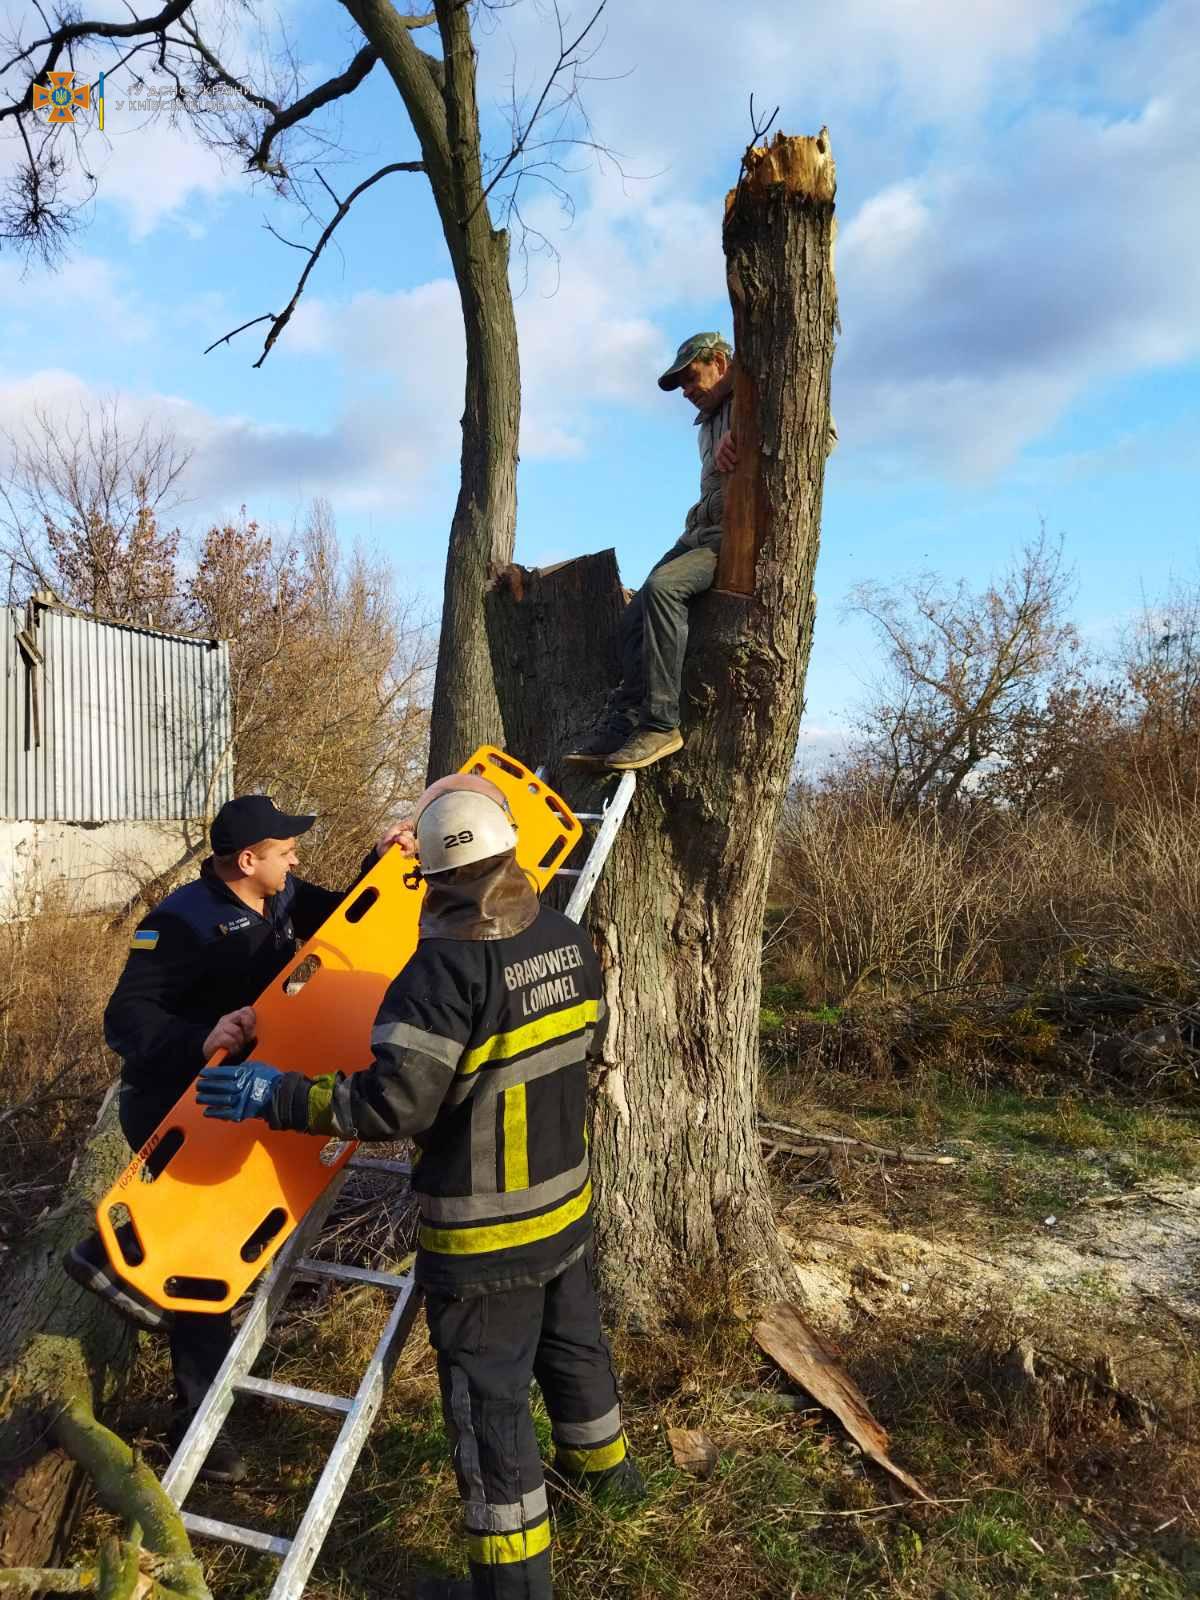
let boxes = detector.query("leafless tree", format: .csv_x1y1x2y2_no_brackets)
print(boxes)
848,532,1079,813
0,397,190,625
1,0,616,778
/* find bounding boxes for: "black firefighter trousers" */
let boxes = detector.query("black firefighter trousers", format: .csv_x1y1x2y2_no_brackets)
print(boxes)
426,1245,629,1600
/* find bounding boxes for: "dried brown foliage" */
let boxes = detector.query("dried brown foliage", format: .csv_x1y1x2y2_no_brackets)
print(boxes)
0,899,124,1240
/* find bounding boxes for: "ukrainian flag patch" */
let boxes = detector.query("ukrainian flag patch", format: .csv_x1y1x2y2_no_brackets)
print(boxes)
130,929,160,952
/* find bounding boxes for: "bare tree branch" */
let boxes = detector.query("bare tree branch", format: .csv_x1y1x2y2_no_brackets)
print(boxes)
246,43,377,174
464,0,607,226
209,162,424,366
0,0,196,119
174,13,279,118
202,313,276,355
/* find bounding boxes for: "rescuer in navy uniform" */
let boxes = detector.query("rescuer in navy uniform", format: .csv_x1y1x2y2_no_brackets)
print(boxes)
66,794,404,1483
197,774,644,1599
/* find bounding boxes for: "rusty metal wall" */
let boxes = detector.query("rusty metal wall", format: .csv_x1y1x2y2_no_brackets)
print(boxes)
0,603,232,822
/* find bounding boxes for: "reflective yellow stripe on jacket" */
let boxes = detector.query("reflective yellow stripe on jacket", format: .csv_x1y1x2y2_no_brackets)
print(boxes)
419,1181,592,1256
458,998,599,1076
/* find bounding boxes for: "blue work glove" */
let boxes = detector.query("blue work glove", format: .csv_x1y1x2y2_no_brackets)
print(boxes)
196,1061,283,1122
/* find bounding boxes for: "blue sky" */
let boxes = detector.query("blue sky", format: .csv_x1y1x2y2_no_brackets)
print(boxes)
2,0,1198,763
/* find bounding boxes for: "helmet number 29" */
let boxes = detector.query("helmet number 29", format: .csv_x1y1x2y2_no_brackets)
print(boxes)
443,830,475,849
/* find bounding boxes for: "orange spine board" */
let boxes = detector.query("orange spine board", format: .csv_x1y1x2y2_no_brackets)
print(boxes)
95,749,580,1312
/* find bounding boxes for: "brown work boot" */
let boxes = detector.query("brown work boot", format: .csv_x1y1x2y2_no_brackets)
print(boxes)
605,726,683,770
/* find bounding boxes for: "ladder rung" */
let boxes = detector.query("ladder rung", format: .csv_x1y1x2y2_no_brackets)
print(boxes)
346,1155,411,1176
183,1511,292,1559
297,1256,414,1292
233,1374,352,1417
556,868,581,877
574,812,603,822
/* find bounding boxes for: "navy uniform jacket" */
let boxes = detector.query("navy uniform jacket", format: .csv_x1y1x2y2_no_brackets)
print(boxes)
105,859,346,1135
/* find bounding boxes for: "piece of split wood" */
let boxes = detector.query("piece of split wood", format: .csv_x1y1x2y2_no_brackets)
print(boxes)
760,1137,823,1159
758,1118,957,1166
667,1426,719,1478
754,1302,933,1503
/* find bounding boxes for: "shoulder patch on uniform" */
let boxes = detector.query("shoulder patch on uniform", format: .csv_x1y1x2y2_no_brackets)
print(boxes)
130,929,160,951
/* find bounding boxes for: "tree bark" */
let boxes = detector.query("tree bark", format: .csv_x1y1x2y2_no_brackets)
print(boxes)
486,131,838,1325
0,1090,134,1570
344,0,519,780
424,0,520,778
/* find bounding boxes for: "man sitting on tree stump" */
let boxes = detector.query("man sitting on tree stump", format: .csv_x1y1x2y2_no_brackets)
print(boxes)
566,331,836,772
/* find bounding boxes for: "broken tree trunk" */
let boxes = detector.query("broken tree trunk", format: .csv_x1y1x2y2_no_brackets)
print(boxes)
486,130,838,1324
0,1089,134,1569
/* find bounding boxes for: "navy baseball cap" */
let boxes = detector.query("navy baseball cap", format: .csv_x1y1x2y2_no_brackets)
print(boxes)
210,795,316,855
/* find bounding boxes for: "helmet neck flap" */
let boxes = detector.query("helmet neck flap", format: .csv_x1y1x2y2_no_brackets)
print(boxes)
419,850,539,941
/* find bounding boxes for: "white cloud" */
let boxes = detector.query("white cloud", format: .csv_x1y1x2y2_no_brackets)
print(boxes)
0,368,449,525
468,0,1200,478
4,0,1197,505
475,0,1093,187
835,80,1200,474
0,255,155,345
91,122,238,242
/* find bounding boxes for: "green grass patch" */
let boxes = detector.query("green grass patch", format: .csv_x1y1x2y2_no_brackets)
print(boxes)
761,983,842,1035
823,1075,1200,1182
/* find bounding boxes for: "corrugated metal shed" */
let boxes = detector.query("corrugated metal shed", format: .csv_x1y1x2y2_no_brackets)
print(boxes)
0,600,233,822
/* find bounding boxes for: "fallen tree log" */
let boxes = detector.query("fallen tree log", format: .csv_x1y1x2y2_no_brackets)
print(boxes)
0,1087,134,1569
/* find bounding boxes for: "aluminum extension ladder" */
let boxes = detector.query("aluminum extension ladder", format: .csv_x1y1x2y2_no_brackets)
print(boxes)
163,770,637,1599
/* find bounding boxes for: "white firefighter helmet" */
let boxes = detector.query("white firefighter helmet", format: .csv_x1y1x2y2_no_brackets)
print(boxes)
416,788,518,875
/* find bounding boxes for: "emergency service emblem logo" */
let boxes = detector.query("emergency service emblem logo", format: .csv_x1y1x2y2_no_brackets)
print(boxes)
33,71,91,123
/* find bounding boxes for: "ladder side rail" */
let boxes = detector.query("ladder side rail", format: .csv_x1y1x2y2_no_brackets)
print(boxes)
564,772,637,923
268,1276,425,1600
162,1169,349,1505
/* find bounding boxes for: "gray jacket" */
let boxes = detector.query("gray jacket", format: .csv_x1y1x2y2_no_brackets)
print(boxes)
679,392,838,550
680,394,734,549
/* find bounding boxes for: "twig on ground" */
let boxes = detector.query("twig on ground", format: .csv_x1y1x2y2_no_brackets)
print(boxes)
758,1118,957,1166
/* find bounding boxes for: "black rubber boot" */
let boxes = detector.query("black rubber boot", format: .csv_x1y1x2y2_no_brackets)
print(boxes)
549,1454,646,1521
412,1578,474,1599
167,1416,248,1484
63,1231,174,1334
564,707,638,766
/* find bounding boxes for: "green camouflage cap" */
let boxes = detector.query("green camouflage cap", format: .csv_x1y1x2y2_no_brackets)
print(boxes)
657,331,733,391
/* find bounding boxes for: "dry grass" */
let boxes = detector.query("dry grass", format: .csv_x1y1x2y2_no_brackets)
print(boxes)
0,895,124,1236
16,770,1200,1598
81,1255,1200,1599
773,786,1200,1000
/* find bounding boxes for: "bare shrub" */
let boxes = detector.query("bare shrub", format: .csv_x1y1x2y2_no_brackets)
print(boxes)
0,896,124,1237
188,501,433,885
847,533,1078,813
774,781,1200,1001
1109,786,1200,967
775,785,1010,996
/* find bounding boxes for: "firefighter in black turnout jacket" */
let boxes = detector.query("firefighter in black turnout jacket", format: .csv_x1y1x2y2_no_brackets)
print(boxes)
67,794,405,1484
197,774,643,1600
